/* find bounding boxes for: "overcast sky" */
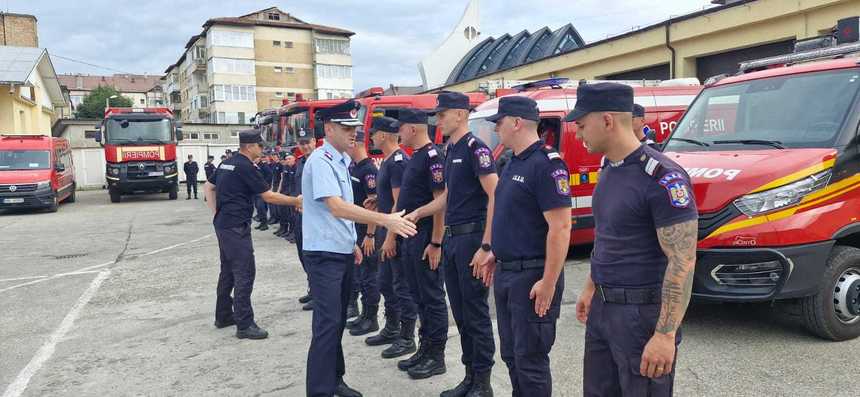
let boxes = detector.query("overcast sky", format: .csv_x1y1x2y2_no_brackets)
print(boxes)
7,0,717,91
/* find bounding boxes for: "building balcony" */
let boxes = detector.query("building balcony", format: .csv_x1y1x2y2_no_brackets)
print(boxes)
193,58,207,73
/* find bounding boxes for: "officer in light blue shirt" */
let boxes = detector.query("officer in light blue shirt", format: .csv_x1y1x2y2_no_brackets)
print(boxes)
302,99,418,397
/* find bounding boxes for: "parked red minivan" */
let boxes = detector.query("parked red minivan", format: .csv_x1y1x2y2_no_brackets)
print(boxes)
0,135,76,212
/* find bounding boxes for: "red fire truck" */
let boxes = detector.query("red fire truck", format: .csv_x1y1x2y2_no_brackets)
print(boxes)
354,87,487,157
256,97,348,150
662,19,860,340
94,107,183,203
469,78,702,246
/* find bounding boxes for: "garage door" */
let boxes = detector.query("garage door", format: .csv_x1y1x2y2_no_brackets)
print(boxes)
71,148,106,189
176,145,210,182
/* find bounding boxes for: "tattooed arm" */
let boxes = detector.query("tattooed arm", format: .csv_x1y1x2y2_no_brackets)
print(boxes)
655,219,698,334
639,218,697,379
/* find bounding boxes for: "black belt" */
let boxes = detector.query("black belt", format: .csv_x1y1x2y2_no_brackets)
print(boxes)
497,258,544,272
596,285,661,305
445,221,485,237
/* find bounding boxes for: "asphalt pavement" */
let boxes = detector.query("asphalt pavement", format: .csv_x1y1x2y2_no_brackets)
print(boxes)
0,190,857,396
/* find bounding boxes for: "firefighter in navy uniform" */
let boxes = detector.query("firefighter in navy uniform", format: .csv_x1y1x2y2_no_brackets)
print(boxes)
406,92,497,397
203,130,302,340
253,157,273,231
364,117,420,360
391,108,450,380
294,129,317,310
302,100,417,397
345,131,382,336
632,104,657,148
479,96,571,397
276,154,297,240
184,154,199,199
567,83,698,397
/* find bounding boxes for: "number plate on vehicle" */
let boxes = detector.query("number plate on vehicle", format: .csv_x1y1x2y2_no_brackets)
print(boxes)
3,198,24,204
148,171,164,176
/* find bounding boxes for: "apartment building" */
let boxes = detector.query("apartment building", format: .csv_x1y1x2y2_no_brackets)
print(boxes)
163,7,354,124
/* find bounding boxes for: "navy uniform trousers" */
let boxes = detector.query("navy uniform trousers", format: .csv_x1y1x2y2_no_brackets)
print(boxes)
295,214,309,286
214,223,257,330
400,223,448,345
583,293,681,397
377,228,417,322
253,195,267,221
305,250,355,397
443,231,495,373
495,265,564,397
352,225,381,308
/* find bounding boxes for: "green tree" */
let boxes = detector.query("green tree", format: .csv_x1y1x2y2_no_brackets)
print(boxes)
74,85,133,119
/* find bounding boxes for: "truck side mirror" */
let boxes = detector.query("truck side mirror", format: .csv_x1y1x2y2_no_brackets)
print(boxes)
55,163,65,172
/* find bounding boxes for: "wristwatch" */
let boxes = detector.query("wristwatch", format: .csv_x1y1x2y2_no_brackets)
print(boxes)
430,241,442,248
480,243,492,252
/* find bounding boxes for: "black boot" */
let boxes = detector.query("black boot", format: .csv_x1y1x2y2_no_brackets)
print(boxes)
236,325,268,340
384,319,416,359
407,343,446,379
298,293,312,304
465,370,493,397
346,297,359,319
273,226,286,236
441,366,473,397
365,312,400,346
346,305,365,329
268,217,278,225
334,377,363,397
302,300,314,311
349,304,379,336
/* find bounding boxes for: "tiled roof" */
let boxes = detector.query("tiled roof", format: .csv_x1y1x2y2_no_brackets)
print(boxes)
57,73,161,93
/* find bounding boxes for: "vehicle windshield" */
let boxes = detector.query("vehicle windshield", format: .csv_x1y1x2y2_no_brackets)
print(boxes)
0,150,50,170
468,116,499,149
286,110,311,146
664,69,860,152
105,118,172,144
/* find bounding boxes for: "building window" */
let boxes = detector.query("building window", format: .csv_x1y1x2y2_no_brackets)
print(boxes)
287,92,296,98
189,132,200,140
238,112,246,123
212,85,256,102
210,57,255,75
274,66,283,73
209,29,253,48
285,67,295,74
273,40,281,47
316,64,352,80
268,13,280,21
315,38,350,54
285,41,294,48
275,92,284,98
84,130,99,139
140,98,145,105
231,131,239,138
203,133,219,140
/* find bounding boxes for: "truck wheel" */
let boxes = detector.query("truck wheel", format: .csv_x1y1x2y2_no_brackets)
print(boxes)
66,185,76,203
801,246,860,341
109,188,121,203
168,185,178,200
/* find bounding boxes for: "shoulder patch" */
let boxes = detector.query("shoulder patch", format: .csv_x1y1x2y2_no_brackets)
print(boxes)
365,173,376,189
475,146,492,169
428,148,438,158
394,153,403,162
665,180,692,208
430,163,444,183
551,169,570,196
658,171,685,186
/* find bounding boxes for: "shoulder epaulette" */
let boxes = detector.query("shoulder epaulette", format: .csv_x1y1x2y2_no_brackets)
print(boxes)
540,145,562,161
467,137,476,148
394,153,404,162
428,148,438,158
643,155,662,177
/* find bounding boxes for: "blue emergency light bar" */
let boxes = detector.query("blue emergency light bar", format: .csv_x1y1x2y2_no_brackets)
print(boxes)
512,78,571,92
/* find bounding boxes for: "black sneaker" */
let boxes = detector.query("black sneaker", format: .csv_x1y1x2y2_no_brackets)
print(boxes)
213,318,236,329
236,325,268,340
298,294,312,304
302,301,314,311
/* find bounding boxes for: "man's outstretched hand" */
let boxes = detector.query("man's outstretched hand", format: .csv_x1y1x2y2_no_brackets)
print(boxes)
383,210,417,238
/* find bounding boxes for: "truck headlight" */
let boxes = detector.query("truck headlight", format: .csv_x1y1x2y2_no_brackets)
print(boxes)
36,180,51,190
164,165,174,174
110,167,120,176
734,170,831,216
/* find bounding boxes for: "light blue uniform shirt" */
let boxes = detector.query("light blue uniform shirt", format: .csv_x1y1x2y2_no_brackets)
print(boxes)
302,141,357,254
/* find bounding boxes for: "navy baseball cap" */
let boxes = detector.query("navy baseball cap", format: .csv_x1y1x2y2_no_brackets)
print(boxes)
632,104,646,118
486,96,540,123
239,129,264,144
565,83,634,122
368,116,399,134
392,108,428,128
316,99,363,126
430,91,472,113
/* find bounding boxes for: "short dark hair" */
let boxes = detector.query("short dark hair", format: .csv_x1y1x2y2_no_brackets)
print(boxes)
207,155,214,160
